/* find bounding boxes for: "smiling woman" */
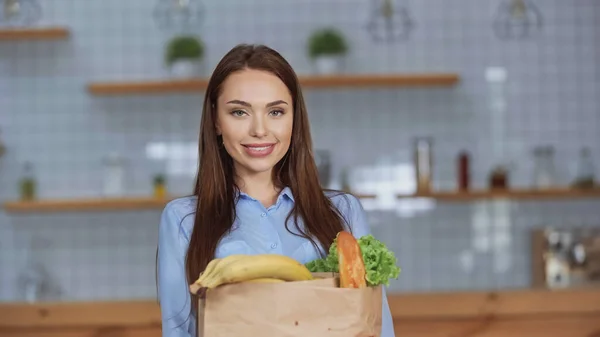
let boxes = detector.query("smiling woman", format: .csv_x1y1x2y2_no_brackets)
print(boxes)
156,44,396,337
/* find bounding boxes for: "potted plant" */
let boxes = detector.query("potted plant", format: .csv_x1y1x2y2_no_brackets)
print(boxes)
307,28,348,75
165,35,205,78
153,173,167,198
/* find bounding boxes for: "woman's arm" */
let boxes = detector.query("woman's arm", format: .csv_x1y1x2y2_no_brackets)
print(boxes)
157,202,195,337
340,194,397,337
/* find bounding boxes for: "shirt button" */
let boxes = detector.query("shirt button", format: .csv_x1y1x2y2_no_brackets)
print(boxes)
261,212,267,217
270,243,277,249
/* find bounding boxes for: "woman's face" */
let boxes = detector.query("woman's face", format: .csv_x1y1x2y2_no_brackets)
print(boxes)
216,68,293,178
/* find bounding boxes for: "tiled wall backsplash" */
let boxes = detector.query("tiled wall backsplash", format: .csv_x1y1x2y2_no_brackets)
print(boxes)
1,0,599,302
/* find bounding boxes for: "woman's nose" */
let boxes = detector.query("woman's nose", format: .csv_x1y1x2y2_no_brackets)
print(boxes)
250,114,268,137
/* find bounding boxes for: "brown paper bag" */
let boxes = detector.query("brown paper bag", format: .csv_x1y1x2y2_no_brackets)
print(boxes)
196,273,382,337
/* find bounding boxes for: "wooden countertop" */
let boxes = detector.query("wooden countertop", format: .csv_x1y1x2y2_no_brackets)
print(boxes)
1,287,599,336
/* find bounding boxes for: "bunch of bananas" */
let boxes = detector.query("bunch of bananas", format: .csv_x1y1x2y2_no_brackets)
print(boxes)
190,254,314,293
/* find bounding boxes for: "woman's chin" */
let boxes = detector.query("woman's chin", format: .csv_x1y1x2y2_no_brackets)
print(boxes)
236,158,278,175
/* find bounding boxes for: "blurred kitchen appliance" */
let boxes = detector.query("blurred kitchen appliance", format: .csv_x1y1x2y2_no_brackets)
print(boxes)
493,0,543,40
314,150,331,188
366,0,414,42
413,137,433,193
532,227,600,289
153,0,205,33
0,0,42,27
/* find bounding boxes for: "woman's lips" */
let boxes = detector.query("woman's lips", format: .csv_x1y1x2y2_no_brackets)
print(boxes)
242,143,276,157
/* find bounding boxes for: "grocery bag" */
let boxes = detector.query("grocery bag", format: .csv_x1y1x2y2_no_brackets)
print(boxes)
196,273,383,337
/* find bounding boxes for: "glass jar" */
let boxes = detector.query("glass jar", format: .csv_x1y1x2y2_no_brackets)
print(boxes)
574,147,595,188
532,145,556,189
102,153,126,197
414,137,433,193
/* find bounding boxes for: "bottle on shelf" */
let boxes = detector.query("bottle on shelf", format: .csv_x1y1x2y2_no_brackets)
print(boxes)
457,150,470,191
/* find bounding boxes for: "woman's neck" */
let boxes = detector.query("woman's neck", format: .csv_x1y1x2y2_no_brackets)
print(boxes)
236,169,280,208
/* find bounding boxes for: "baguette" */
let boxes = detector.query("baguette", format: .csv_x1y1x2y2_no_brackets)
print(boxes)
336,231,367,288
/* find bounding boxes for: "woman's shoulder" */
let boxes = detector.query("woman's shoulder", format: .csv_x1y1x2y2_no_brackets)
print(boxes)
323,190,370,236
323,189,365,214
159,195,197,240
162,195,197,217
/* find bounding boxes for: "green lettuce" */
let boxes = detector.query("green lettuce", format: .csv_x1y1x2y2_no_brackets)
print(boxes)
305,234,401,286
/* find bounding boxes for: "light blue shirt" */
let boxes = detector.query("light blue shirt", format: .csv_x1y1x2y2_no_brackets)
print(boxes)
157,187,396,337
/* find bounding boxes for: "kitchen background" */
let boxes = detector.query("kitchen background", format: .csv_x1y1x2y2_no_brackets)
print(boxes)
0,0,599,303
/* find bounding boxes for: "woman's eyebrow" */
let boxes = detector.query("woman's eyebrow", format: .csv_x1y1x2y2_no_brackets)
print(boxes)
226,99,288,107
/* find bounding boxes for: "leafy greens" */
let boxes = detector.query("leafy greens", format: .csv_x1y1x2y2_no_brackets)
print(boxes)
305,234,401,286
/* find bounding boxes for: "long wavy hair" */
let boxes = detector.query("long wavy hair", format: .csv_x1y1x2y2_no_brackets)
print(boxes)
164,44,351,316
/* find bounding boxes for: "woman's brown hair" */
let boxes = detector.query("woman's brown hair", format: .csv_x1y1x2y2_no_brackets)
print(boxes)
171,44,350,315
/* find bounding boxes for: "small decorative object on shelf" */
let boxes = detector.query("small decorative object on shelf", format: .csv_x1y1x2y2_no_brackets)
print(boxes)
493,0,543,40
366,0,414,42
0,0,42,27
166,34,205,78
153,174,167,198
153,0,205,33
307,27,348,75
489,165,509,190
19,161,36,201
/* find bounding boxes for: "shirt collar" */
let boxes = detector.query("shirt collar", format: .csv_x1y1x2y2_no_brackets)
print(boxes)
280,186,295,202
235,186,295,203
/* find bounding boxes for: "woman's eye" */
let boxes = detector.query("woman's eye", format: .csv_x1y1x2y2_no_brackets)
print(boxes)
232,110,246,117
270,110,284,117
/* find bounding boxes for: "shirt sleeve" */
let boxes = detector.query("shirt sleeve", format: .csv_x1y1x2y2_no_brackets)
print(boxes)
157,202,196,337
340,194,397,337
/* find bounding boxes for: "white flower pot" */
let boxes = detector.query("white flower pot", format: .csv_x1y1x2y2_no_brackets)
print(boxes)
313,55,344,75
169,59,202,78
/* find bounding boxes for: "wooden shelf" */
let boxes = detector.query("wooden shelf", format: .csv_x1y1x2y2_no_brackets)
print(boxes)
87,79,209,95
299,73,459,88
4,188,599,213
0,26,70,41
3,196,172,213
398,187,600,202
86,73,460,96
